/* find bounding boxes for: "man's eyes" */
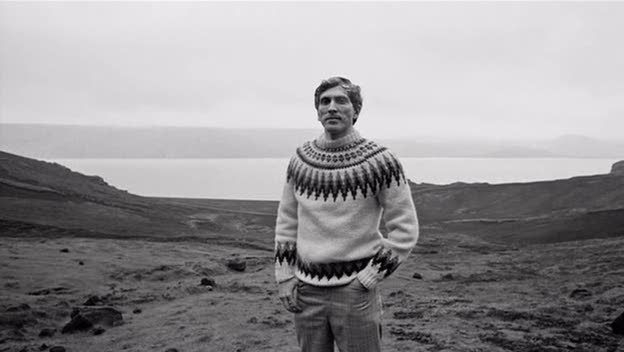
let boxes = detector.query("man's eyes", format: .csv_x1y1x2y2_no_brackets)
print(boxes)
320,97,349,105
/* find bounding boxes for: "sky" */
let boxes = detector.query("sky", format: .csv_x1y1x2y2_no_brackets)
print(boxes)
1,2,623,140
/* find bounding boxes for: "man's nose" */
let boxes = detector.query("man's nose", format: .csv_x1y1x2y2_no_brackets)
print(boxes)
328,100,338,112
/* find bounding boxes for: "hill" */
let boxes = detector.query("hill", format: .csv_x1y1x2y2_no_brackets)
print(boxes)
1,150,623,245
410,172,624,243
3,123,624,158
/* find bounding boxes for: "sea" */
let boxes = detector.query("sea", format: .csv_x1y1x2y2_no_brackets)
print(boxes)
48,158,619,201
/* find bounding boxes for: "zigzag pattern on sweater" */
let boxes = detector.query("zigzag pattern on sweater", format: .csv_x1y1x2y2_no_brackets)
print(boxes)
286,139,406,201
371,248,401,278
296,256,372,281
275,241,297,266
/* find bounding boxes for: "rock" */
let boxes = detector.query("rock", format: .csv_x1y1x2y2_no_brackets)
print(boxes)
79,261,84,265
39,344,49,351
84,295,103,306
38,328,56,337
412,272,423,280
569,288,592,300
611,160,624,176
50,346,66,352
6,303,31,312
62,307,123,334
133,308,142,314
60,248,69,253
61,314,93,333
226,258,246,272
441,273,454,280
394,310,424,319
200,278,216,286
165,349,179,352
93,327,106,335
612,311,624,335
247,317,258,324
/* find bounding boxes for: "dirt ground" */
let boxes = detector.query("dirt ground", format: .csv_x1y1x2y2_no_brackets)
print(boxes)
1,229,623,352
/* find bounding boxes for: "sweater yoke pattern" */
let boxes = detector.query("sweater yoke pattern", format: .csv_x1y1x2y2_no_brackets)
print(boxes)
287,138,407,202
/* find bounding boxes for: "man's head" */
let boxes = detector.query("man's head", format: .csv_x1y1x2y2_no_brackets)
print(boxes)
314,77,363,138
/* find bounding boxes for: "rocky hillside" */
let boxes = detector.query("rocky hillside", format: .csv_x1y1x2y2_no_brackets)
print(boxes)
1,150,623,245
0,151,276,248
410,165,624,243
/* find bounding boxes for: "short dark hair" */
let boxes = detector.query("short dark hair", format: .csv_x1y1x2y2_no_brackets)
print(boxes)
314,77,363,122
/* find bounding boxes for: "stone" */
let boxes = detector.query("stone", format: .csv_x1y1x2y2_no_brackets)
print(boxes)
200,278,216,286
84,295,103,306
611,160,624,176
6,303,31,312
93,327,106,335
61,314,93,333
412,272,423,279
441,273,454,280
50,347,66,352
569,288,592,300
133,308,142,314
226,258,246,272
79,261,84,265
612,311,624,335
60,248,69,253
62,307,123,334
38,328,56,337
39,344,49,351
165,349,179,352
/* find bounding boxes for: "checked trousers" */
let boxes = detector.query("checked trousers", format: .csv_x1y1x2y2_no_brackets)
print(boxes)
294,279,383,352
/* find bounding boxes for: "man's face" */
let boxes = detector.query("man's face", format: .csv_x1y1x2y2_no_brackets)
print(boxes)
317,86,357,138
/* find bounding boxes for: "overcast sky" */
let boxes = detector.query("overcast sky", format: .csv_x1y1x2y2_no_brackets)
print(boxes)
1,2,623,140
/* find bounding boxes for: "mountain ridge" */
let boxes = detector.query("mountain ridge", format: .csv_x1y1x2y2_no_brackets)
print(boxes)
1,149,623,245
3,123,624,158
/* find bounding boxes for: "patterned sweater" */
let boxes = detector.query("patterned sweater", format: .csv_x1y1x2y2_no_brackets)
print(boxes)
274,129,419,289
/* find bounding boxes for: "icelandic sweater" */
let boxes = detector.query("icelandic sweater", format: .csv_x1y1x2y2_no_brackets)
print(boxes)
274,129,419,289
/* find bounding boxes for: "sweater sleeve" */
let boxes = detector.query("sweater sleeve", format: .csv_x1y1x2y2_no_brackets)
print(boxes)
274,164,299,284
356,153,419,289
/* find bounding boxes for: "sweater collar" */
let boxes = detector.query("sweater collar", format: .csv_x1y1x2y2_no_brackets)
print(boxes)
315,129,362,150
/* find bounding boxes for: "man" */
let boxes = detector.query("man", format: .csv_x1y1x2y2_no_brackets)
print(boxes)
274,76,419,352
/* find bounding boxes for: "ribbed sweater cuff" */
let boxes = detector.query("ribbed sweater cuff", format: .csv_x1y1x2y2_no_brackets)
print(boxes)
275,263,296,284
356,263,383,290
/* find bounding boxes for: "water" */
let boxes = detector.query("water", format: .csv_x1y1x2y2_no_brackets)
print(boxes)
48,158,619,200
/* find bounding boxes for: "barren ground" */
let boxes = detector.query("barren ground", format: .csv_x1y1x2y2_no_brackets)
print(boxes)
2,229,623,352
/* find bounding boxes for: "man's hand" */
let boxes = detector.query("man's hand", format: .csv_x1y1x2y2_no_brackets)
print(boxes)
278,277,302,313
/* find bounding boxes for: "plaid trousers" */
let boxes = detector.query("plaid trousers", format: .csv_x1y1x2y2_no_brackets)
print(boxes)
294,279,382,352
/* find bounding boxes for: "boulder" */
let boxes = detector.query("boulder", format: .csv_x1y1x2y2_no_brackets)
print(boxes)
83,295,104,306
569,288,592,300
61,314,93,333
200,277,216,286
62,307,123,334
611,160,624,176
412,272,423,280
38,328,56,337
49,347,66,352
226,258,246,272
612,311,624,335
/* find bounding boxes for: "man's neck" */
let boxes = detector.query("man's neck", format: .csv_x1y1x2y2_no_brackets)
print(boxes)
324,127,355,141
